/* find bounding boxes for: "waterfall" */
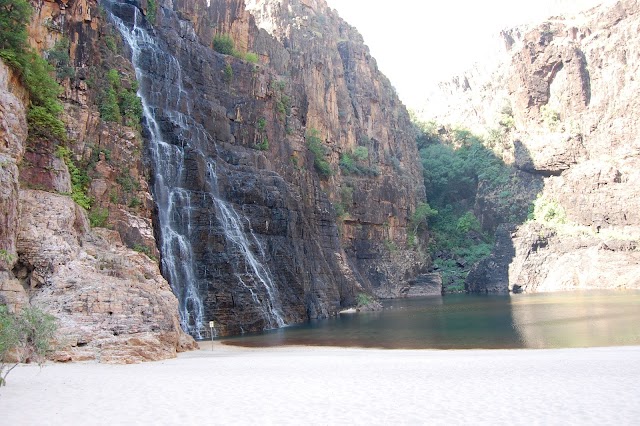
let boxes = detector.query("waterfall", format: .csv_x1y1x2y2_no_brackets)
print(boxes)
106,1,286,336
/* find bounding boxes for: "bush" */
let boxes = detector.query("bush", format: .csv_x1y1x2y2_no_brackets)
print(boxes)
98,69,142,126
257,117,267,131
46,38,74,80
21,51,63,116
531,196,567,225
353,146,368,161
99,87,121,122
223,63,233,83
306,129,332,179
0,0,66,141
456,211,481,234
213,34,235,55
339,152,357,174
340,147,378,176
116,171,140,192
88,207,109,227
56,145,92,210
133,244,157,261
410,202,438,234
276,94,291,117
146,0,157,23
0,0,31,52
541,105,560,130
120,89,143,127
244,51,259,64
356,293,373,307
1,305,57,387
255,138,269,151
27,106,66,141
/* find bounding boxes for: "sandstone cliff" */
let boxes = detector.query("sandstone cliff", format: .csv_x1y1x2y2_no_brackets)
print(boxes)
423,0,640,293
0,0,196,362
102,0,426,336
1,0,426,353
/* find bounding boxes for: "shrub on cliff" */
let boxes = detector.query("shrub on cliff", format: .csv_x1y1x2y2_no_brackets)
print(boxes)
55,145,93,210
0,305,57,387
99,69,142,127
0,0,31,52
213,34,235,55
146,0,157,23
306,129,332,179
0,0,66,141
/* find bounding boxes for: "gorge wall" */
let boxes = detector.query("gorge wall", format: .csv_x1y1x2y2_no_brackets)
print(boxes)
424,0,640,293
0,0,425,359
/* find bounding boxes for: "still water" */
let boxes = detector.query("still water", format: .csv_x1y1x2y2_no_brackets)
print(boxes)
221,291,640,349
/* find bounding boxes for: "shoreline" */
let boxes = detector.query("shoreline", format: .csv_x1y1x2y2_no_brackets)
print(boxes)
2,344,639,424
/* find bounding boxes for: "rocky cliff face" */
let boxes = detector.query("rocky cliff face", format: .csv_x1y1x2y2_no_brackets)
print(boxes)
424,0,640,293
1,0,425,354
103,0,425,336
0,0,196,362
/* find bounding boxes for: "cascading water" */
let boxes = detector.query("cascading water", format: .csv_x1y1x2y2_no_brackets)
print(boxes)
105,1,286,336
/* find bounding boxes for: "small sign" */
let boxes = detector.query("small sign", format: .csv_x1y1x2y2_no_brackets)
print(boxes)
209,321,214,328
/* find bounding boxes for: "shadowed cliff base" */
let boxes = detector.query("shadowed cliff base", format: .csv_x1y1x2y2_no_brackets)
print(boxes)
106,0,426,337
412,121,542,294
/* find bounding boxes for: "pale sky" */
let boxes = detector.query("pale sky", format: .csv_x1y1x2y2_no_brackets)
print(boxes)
325,0,614,109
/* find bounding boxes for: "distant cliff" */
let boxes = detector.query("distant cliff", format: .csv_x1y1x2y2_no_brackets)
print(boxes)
0,0,425,360
423,0,640,293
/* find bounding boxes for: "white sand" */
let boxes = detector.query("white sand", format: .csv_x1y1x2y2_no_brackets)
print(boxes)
1,344,639,425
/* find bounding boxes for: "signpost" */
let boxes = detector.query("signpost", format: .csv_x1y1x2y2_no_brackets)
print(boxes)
209,321,215,351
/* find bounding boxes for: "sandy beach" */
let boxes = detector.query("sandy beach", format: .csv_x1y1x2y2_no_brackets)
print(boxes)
2,343,639,425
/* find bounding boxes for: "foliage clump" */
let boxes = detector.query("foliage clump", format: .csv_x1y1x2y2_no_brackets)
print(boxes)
223,63,233,83
0,0,67,141
356,293,373,308
414,120,524,290
99,69,142,127
56,145,92,210
146,0,157,24
529,195,567,225
255,137,269,151
1,305,57,387
306,128,332,179
541,104,561,130
46,38,74,80
334,185,354,217
0,0,31,52
213,33,260,63
339,146,379,176
88,207,109,228
213,34,235,55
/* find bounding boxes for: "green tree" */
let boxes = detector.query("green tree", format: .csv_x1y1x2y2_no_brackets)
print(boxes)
213,34,235,55
306,128,332,179
1,305,57,387
0,0,31,51
22,51,63,116
410,202,438,234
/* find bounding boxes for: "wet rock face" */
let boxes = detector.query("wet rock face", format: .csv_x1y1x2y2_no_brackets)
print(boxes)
0,0,196,362
106,0,425,335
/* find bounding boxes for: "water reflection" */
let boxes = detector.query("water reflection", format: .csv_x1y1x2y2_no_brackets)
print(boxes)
221,291,640,349
511,291,640,348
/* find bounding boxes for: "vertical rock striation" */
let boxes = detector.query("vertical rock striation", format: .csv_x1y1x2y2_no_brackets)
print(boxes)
104,0,426,336
2,0,426,353
1,0,196,362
